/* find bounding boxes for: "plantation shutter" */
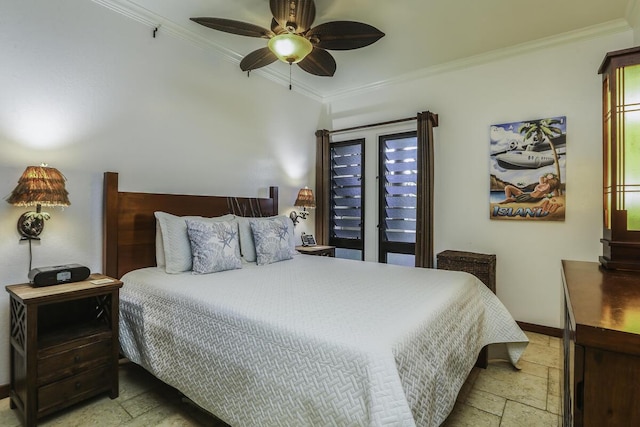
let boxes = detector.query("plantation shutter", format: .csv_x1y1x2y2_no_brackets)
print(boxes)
329,140,364,257
379,132,417,265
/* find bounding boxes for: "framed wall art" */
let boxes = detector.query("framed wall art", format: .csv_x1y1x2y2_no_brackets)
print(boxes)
489,116,566,221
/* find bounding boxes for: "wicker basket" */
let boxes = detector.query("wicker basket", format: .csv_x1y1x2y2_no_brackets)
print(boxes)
436,250,496,294
437,250,496,368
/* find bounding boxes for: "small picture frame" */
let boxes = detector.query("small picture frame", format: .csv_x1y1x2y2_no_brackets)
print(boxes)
301,234,316,246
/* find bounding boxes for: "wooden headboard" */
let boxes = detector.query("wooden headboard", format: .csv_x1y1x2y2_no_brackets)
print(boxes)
103,172,279,279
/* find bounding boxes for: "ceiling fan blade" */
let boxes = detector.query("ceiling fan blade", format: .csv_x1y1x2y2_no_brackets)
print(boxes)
270,0,316,33
191,17,273,39
271,18,285,35
307,21,385,50
239,47,278,71
297,48,336,76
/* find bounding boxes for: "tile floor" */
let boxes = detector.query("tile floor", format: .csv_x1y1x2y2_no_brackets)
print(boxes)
0,331,560,426
443,331,561,427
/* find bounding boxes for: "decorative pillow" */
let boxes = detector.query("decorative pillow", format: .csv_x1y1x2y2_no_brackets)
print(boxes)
186,219,242,274
154,212,235,273
237,215,296,262
249,217,294,265
155,222,166,268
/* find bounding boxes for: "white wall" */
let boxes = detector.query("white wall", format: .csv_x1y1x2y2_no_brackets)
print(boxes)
0,0,321,386
325,31,634,330
630,1,640,43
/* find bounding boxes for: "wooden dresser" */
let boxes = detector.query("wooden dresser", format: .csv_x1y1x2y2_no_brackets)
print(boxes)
6,275,122,427
561,260,640,426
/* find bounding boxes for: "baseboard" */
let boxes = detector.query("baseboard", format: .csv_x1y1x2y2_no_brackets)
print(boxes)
517,321,562,338
0,383,9,399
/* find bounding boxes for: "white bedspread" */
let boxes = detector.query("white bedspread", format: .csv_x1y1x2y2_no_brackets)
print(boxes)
119,256,527,427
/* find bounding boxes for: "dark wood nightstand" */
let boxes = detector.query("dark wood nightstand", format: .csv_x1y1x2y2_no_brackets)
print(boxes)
296,245,336,257
5,274,123,427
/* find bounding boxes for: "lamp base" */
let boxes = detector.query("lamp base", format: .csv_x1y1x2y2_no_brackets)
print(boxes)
600,238,640,271
17,211,45,240
289,210,309,226
599,256,640,272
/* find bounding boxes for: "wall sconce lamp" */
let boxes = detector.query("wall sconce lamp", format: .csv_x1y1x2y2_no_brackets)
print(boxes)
289,187,315,226
5,165,70,240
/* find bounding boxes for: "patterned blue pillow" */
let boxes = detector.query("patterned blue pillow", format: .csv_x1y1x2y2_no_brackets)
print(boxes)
186,219,242,274
249,217,294,265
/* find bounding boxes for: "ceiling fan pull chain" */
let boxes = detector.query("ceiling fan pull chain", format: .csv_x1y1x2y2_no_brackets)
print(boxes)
289,63,292,90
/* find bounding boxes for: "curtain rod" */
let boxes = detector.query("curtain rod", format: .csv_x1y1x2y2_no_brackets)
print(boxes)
328,116,417,135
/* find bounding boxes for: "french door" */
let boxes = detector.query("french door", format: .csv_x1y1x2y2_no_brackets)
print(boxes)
378,132,418,266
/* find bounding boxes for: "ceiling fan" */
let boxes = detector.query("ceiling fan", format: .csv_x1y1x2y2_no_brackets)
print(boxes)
190,0,385,78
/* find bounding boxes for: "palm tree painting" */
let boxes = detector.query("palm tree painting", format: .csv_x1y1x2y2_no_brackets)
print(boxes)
489,116,566,221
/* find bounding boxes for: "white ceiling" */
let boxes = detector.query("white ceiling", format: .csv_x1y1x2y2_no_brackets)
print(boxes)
94,0,634,100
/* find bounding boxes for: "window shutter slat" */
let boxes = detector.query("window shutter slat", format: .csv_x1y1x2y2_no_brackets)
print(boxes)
381,135,418,245
330,140,364,250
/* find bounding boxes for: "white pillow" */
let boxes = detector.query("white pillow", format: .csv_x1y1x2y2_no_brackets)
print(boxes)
155,222,166,268
154,212,235,273
249,217,294,265
186,219,242,274
236,215,296,262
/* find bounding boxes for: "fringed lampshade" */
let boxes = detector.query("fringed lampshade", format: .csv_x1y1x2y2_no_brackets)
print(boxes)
6,165,70,240
290,187,315,226
294,187,316,209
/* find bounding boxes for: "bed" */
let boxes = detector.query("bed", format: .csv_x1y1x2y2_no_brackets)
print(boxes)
103,172,528,427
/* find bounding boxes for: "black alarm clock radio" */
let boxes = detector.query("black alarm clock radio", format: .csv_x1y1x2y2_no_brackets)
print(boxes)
28,264,91,287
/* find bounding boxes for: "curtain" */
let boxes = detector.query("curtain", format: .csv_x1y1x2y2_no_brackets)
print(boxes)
315,129,331,245
415,111,439,268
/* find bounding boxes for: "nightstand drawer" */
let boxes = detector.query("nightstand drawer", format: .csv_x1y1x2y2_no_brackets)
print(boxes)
38,365,112,416
38,338,112,385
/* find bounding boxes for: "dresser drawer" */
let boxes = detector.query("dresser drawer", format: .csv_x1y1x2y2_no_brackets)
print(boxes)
38,339,112,385
38,364,112,416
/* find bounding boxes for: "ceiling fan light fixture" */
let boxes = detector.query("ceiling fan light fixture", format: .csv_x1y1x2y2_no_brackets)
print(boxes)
268,33,312,63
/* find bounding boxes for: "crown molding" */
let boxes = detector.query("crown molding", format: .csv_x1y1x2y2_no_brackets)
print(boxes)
91,0,323,102
92,0,631,105
322,18,632,103
626,0,640,33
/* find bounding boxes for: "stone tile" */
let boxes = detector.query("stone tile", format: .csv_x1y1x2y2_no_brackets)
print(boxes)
122,404,195,427
442,403,500,427
122,400,227,427
118,362,164,402
457,368,480,402
39,395,132,427
520,342,560,369
548,336,561,349
465,389,506,417
500,400,559,427
525,332,550,347
490,358,549,380
0,398,22,427
473,364,548,410
547,392,561,415
119,389,169,419
548,367,561,397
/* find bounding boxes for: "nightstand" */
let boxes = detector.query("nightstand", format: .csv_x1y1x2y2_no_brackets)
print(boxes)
296,245,336,257
437,250,496,369
6,274,123,427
